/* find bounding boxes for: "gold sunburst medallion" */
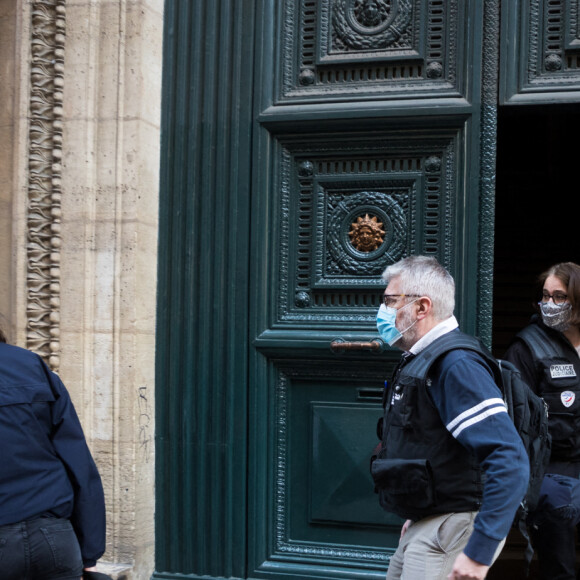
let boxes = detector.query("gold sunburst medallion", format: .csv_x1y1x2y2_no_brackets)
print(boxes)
348,214,385,252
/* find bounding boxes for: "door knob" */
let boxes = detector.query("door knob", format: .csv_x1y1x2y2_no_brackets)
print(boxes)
330,338,383,352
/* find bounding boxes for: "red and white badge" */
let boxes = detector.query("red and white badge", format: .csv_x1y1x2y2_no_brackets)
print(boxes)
561,391,575,408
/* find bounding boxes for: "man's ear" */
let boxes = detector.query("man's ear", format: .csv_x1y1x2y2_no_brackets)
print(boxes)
415,296,432,319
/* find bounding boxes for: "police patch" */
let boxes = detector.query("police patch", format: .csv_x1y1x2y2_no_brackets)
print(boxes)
550,364,577,379
561,391,575,408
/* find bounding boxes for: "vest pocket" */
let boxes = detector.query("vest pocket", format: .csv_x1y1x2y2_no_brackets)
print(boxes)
545,410,575,455
371,458,435,509
542,389,578,452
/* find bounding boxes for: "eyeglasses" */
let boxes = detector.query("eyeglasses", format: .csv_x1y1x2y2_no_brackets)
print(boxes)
541,292,568,305
382,294,421,308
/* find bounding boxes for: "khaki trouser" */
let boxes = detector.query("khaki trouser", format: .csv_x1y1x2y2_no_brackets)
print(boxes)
385,512,505,580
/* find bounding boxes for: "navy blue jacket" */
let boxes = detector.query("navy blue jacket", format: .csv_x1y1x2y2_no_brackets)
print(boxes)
377,340,529,565
428,347,529,564
0,342,106,567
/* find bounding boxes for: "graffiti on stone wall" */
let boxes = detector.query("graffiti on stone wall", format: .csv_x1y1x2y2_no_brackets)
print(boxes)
138,386,152,463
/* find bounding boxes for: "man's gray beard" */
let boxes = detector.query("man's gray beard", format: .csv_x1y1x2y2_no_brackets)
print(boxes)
395,309,419,352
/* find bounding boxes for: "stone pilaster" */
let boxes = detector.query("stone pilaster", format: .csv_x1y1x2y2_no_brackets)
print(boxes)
58,1,162,576
2,1,163,577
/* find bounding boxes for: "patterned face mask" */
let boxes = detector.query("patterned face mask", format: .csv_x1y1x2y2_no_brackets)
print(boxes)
538,300,572,332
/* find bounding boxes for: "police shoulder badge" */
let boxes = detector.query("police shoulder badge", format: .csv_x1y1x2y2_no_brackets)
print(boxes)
561,391,576,408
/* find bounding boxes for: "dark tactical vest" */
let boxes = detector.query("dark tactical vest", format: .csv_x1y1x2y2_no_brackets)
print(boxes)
372,336,483,521
518,322,580,462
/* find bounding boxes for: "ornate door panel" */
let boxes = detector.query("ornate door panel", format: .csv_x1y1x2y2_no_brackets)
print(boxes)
273,0,466,102
248,1,496,579
501,0,580,103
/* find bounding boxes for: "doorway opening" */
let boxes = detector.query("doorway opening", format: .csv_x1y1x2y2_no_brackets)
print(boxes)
492,103,580,357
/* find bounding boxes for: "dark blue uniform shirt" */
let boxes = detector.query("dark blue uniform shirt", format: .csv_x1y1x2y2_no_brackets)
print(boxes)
0,342,106,567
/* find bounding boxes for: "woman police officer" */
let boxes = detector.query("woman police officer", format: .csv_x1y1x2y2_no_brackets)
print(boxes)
505,262,580,580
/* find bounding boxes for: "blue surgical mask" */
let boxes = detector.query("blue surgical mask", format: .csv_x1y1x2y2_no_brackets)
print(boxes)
376,301,418,346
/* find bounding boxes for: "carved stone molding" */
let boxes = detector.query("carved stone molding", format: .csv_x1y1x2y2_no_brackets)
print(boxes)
26,1,65,370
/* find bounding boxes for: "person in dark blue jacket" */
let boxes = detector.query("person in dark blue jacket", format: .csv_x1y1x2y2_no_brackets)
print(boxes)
0,325,106,579
374,256,529,580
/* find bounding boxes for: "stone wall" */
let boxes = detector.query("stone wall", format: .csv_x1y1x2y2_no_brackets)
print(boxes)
0,1,162,578
0,0,20,335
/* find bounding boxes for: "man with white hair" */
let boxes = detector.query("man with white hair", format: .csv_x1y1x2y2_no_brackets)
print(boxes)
373,255,529,580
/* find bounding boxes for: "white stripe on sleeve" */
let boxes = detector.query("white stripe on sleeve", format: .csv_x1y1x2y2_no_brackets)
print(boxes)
446,398,508,439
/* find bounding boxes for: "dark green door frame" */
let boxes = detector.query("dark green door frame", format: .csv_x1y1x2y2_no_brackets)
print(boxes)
154,1,256,577
154,1,502,579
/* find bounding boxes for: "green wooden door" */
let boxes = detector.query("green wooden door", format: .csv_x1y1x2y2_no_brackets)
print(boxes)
247,2,495,577
500,0,580,104
154,1,499,579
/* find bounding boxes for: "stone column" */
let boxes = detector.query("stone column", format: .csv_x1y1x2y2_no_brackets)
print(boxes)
60,1,162,577
5,1,163,578
0,0,29,337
